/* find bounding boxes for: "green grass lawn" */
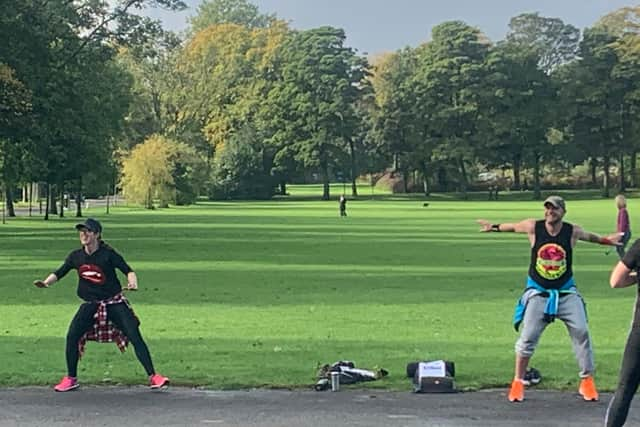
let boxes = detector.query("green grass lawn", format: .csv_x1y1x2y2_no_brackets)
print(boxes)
0,189,635,392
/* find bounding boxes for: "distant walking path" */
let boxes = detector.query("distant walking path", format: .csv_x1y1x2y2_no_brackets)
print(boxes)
1,387,639,426
7,198,121,217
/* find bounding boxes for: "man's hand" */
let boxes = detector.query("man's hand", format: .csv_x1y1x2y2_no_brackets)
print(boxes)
125,282,138,291
33,280,48,288
477,219,492,232
603,232,624,246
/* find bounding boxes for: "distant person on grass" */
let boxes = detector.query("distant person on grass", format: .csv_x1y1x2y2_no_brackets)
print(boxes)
477,196,622,403
614,194,631,259
339,194,347,217
33,218,169,392
605,239,640,426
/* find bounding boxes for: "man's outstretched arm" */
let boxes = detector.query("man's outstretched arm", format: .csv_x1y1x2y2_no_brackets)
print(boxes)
477,218,536,234
573,226,622,246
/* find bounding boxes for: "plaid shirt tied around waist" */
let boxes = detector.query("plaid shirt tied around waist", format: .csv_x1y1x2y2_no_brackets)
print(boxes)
78,293,139,358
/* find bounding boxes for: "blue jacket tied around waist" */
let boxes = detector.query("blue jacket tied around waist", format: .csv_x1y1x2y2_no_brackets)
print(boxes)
513,276,577,331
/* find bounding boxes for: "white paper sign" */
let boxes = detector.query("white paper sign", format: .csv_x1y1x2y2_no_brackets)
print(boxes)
418,360,446,378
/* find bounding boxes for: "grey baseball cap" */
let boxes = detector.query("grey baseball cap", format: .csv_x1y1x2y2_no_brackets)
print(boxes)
543,196,566,211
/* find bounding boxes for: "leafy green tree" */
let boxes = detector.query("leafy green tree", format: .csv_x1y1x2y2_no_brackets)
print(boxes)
190,0,276,32
210,126,274,199
597,6,640,36
413,21,490,195
117,29,183,147
506,12,580,74
370,49,422,193
0,0,185,219
502,13,579,197
598,6,640,188
173,20,289,190
558,28,624,197
480,41,554,194
266,26,368,200
0,63,32,216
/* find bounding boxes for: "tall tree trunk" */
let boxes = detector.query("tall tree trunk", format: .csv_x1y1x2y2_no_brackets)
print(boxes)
458,156,468,198
5,185,15,217
619,152,626,193
421,160,430,196
146,186,153,209
590,158,597,186
28,182,33,217
533,152,542,200
512,153,521,190
279,181,287,196
44,183,50,221
1,183,5,224
321,164,330,200
76,177,83,217
348,139,358,197
631,150,638,188
49,185,58,215
58,184,65,218
603,155,611,198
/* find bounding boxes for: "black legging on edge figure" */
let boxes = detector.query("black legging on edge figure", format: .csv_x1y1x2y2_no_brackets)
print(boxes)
606,325,640,426
65,302,155,377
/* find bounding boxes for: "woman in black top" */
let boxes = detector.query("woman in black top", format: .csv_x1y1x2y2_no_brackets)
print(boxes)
607,239,640,426
33,218,169,392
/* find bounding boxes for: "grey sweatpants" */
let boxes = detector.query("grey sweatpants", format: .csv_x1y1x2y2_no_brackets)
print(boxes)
515,292,594,377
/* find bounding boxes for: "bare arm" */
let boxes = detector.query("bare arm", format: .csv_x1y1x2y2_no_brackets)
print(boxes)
610,261,637,288
573,226,622,247
477,218,536,234
33,273,58,288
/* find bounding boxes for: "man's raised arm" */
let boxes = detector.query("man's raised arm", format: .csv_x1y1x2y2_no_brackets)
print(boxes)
574,226,622,246
477,218,536,234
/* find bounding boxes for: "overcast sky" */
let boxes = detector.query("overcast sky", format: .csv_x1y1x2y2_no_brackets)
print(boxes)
145,0,636,54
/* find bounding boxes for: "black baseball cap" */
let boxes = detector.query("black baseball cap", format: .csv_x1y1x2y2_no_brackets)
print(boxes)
75,218,102,233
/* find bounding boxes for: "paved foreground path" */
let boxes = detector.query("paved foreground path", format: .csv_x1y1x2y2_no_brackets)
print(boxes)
1,387,639,427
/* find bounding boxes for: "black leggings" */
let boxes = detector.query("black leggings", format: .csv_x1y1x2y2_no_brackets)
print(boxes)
65,302,155,377
606,325,640,426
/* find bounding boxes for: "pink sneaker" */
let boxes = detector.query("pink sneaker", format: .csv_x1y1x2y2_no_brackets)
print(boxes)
54,376,79,392
149,373,169,389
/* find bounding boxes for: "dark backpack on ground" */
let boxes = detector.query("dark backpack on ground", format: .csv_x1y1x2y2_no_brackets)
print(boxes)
406,360,457,393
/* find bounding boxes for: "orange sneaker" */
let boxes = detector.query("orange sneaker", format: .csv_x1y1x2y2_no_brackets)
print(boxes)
508,379,525,402
579,376,599,401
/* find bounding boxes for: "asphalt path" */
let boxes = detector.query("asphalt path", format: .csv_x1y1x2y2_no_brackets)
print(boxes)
2,387,640,427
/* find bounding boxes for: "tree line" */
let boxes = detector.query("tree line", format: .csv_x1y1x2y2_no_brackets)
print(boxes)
2,0,640,217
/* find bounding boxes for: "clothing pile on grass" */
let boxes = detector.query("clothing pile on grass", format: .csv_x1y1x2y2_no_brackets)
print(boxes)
314,360,388,391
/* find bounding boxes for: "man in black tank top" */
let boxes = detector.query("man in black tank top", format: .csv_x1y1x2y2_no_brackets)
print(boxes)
478,196,621,403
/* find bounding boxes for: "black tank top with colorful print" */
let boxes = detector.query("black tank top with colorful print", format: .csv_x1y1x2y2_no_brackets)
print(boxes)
528,220,573,289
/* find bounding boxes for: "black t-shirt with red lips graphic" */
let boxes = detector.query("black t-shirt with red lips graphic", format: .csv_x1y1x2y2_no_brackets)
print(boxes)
53,242,133,302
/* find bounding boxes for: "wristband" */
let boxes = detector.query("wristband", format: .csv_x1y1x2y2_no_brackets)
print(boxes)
599,237,613,245
491,224,501,232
